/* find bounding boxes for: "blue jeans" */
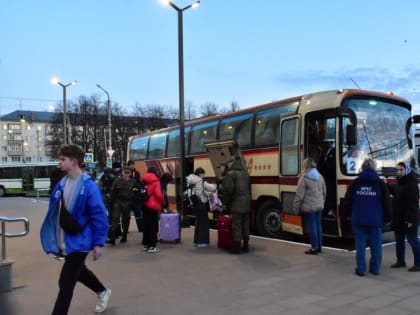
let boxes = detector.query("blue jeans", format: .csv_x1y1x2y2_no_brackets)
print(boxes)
353,225,382,274
394,224,420,266
303,211,322,250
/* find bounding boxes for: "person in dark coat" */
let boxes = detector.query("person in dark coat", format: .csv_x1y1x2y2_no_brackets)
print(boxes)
390,161,420,271
317,141,337,217
160,172,173,211
106,167,136,245
127,160,143,232
342,158,392,276
222,157,251,254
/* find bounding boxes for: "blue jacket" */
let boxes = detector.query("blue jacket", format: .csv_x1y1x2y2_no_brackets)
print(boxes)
343,167,392,227
40,173,109,255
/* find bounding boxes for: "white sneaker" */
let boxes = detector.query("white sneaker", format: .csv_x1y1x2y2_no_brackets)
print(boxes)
95,288,111,313
327,210,336,218
143,246,149,251
197,243,209,248
147,247,160,253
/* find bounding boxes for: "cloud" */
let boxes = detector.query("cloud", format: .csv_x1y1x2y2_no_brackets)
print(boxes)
275,64,420,113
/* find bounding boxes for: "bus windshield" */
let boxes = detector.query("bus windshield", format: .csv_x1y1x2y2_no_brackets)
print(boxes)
341,97,411,175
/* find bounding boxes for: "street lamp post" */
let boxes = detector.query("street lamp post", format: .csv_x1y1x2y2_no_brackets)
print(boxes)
96,84,113,162
51,78,77,145
163,0,200,217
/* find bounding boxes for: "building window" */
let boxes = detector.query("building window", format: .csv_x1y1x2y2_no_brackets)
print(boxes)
8,123,21,130
1,157,7,162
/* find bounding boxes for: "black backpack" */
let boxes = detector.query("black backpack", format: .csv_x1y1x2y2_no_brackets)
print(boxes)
132,180,149,203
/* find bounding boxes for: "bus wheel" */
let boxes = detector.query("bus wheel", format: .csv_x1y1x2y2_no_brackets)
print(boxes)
256,200,283,237
0,187,5,197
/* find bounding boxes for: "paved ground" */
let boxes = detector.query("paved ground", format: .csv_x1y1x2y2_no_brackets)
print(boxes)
1,197,420,315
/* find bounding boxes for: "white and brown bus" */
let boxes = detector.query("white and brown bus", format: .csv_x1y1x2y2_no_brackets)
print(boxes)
127,89,418,238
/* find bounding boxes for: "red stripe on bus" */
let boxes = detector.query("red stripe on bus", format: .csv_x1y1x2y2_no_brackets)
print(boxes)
250,177,299,185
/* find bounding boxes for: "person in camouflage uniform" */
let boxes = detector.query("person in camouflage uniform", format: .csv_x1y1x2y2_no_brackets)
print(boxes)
222,157,251,254
107,167,136,245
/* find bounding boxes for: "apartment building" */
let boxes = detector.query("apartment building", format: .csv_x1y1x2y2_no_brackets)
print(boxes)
0,110,56,163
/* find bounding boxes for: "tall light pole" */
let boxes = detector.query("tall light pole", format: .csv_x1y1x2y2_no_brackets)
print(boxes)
96,84,114,162
162,0,200,216
51,78,77,145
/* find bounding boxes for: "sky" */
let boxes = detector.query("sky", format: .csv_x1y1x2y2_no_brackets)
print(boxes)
1,0,420,116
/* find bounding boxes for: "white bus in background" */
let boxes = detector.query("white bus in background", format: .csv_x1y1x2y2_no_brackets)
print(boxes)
0,161,59,196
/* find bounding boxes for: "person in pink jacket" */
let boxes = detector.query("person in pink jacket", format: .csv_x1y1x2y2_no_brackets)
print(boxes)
142,166,164,253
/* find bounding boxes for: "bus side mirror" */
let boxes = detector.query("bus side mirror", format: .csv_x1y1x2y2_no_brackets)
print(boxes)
346,125,357,145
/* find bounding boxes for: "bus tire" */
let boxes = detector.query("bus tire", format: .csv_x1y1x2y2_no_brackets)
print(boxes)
255,200,283,238
0,186,5,197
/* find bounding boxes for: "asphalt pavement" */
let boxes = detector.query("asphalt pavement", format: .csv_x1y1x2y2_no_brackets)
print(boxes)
1,197,420,315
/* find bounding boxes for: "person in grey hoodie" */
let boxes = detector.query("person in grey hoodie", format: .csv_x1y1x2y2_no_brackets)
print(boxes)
293,157,326,255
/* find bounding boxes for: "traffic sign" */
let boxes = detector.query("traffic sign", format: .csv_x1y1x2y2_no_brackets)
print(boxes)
84,152,94,163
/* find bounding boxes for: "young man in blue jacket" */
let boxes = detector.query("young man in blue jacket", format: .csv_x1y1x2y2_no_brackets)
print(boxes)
343,158,392,276
40,144,111,314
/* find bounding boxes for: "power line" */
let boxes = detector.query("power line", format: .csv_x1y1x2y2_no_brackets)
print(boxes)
0,96,59,102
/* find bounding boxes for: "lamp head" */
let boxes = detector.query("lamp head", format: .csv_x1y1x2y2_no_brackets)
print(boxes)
51,77,60,85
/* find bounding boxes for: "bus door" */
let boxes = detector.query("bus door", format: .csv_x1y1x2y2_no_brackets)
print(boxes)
22,167,34,193
279,115,303,235
406,115,420,167
305,110,339,235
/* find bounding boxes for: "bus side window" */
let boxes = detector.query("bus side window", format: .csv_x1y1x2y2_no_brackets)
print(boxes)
281,118,299,175
147,133,167,159
167,130,180,157
166,127,191,157
255,107,283,146
190,121,217,154
219,113,252,148
130,136,149,161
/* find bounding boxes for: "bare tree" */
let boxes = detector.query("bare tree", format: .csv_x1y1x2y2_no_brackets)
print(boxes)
46,95,176,168
184,101,197,120
200,102,218,117
230,101,240,112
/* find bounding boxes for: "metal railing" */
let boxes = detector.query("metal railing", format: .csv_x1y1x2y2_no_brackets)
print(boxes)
0,217,30,261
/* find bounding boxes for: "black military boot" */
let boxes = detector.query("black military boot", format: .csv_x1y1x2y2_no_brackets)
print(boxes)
106,238,116,246
120,233,127,243
106,230,116,246
229,241,242,254
242,240,249,253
